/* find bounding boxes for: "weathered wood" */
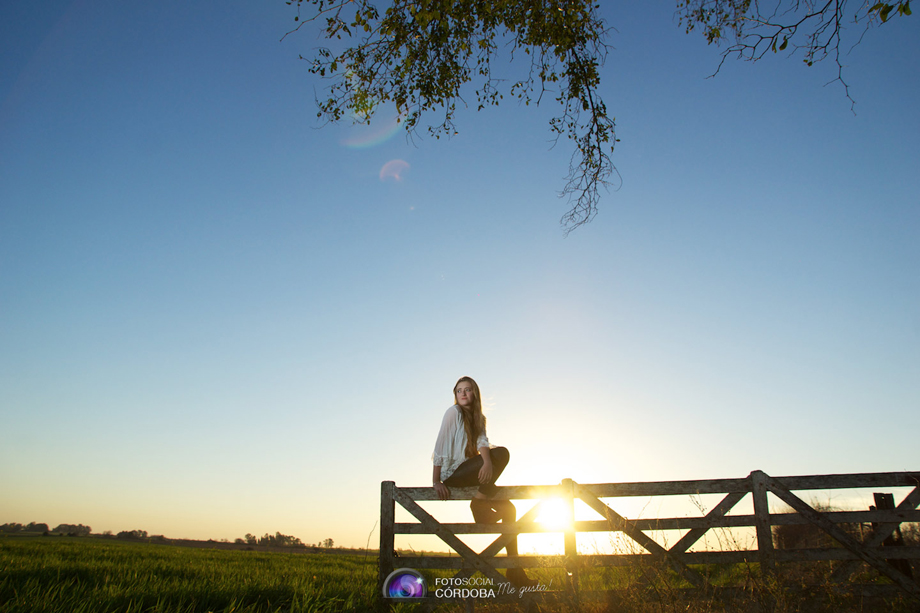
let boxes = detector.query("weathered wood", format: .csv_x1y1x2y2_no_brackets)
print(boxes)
562,479,579,597
670,490,747,555
874,492,915,579
392,488,509,586
476,498,544,563
379,481,396,596
765,473,920,598
562,479,577,559
861,486,920,548
396,521,544,535
767,472,920,490
750,470,775,576
830,485,920,583
575,482,706,587
579,478,751,497
767,507,920,526
381,470,920,606
397,554,557,570
449,498,545,583
399,484,565,501
575,472,920,499
773,546,920,562
395,508,920,535
439,501,550,613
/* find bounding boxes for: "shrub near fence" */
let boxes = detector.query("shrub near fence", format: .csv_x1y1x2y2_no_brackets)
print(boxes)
379,470,920,607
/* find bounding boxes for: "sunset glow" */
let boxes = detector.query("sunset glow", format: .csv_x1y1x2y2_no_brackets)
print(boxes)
535,497,573,531
1,1,916,550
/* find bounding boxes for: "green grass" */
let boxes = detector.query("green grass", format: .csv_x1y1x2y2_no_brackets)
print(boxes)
3,536,918,613
0,537,378,613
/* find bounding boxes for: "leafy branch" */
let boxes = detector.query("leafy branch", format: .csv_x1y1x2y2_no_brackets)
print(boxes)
284,1,911,231
285,0,617,233
677,0,912,109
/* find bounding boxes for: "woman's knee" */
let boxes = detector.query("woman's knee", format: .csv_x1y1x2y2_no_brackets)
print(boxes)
491,446,510,466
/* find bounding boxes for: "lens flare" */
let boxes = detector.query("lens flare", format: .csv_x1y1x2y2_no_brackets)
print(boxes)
343,113,405,149
379,159,410,182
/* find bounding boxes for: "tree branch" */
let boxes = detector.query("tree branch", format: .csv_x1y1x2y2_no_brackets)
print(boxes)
286,0,616,233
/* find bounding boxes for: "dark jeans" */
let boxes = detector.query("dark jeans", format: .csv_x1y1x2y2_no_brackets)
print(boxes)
443,446,510,497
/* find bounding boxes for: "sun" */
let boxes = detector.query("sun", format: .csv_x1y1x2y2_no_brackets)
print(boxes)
535,497,573,531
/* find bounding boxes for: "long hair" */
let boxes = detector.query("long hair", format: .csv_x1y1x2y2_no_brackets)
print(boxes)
454,376,487,459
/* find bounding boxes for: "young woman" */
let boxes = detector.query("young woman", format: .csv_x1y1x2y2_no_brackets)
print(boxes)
431,376,533,587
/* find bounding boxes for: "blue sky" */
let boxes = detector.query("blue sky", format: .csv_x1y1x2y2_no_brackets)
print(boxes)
1,1,918,550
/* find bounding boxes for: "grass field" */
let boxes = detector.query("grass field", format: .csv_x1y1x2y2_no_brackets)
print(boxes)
0,536,378,613
2,536,918,612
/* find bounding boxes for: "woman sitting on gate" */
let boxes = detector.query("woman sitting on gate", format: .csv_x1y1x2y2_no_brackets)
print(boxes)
431,376,534,587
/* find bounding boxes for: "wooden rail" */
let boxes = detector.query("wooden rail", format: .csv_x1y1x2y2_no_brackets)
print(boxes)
379,470,920,605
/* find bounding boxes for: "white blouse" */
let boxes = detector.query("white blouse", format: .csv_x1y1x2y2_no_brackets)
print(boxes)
432,405,490,481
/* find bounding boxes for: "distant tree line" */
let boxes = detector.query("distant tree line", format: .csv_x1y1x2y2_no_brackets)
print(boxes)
234,532,334,549
1,522,91,536
1,522,332,549
0,523,148,539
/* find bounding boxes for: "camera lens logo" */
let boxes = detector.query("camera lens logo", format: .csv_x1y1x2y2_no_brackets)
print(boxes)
382,568,427,598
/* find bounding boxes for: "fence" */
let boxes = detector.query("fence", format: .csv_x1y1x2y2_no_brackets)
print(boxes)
379,470,920,606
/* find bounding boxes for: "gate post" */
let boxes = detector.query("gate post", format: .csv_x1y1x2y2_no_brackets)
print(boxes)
562,478,579,598
873,492,914,579
751,471,776,577
379,481,396,596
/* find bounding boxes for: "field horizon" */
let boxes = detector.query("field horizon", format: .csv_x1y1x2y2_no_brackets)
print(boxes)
4,533,919,612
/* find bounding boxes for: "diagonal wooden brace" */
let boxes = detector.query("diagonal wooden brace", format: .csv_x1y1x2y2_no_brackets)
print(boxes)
856,485,920,549
451,500,546,581
765,475,920,598
575,483,706,587
670,491,747,555
829,484,920,583
393,489,508,586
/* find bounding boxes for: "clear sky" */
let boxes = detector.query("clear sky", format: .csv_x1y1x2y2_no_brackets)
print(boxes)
1,1,918,551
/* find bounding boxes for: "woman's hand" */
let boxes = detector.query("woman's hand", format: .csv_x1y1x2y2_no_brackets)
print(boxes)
432,465,449,500
433,482,451,500
478,447,493,484
478,461,493,484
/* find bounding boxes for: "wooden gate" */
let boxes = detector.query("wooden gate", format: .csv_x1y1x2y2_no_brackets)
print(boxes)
379,470,920,606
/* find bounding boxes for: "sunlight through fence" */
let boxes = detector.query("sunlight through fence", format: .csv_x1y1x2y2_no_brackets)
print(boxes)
379,470,920,608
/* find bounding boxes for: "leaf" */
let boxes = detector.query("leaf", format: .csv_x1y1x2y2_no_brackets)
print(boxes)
779,36,788,51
